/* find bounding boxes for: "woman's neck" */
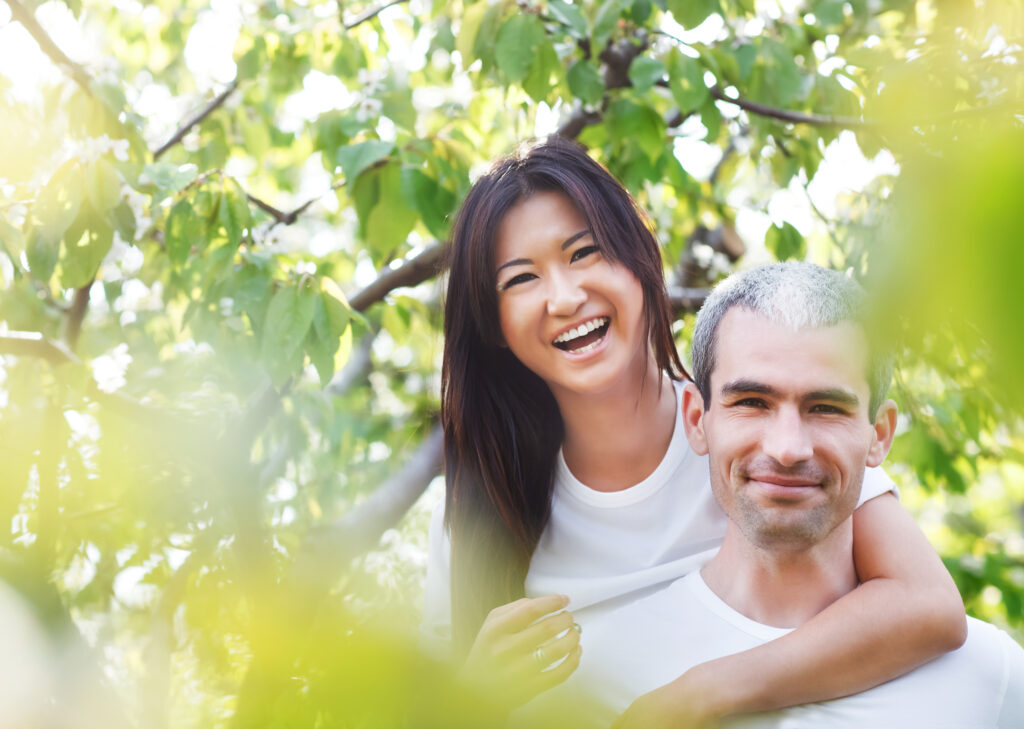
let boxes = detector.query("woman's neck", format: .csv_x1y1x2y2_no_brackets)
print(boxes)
556,359,678,492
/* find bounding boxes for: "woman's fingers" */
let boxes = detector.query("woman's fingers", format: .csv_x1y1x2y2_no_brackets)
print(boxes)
477,594,569,646
503,609,576,658
523,643,583,697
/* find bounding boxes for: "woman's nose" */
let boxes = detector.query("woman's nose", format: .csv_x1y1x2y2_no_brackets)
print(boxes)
545,269,587,317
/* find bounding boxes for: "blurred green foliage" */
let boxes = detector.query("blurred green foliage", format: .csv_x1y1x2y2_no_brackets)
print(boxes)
0,0,1021,725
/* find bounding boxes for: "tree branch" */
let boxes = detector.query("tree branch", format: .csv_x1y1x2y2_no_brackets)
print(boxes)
343,0,410,29
3,0,93,93
668,286,711,314
303,424,444,567
709,86,869,128
348,242,445,312
152,81,239,160
0,331,79,364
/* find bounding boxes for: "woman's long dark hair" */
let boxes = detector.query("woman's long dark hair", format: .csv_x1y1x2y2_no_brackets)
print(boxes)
441,137,686,653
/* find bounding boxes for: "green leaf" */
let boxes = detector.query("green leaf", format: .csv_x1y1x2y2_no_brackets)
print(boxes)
548,0,588,38
765,222,805,261
750,37,802,107
699,95,722,141
628,56,666,94
165,199,203,265
60,219,113,288
262,278,318,373
456,1,488,65
365,163,418,259
319,277,352,341
110,199,137,242
666,48,709,112
142,163,198,193
382,299,411,342
523,39,561,103
0,217,26,261
667,0,720,28
305,320,336,388
593,0,629,53
606,99,666,161
33,161,83,245
494,14,546,83
28,162,83,281
337,140,394,184
400,168,456,238
567,61,606,106
219,178,250,248
85,158,122,214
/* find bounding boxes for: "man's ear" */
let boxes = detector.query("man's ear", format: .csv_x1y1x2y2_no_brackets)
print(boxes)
682,381,709,456
866,399,898,467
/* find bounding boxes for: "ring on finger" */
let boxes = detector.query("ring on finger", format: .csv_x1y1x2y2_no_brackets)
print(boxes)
533,646,547,669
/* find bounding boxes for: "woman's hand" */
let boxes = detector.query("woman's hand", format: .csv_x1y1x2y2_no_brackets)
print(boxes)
459,594,582,710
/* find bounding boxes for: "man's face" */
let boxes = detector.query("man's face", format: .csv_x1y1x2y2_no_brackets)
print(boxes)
683,308,896,550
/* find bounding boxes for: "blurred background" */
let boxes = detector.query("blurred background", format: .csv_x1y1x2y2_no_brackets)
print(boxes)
0,0,1021,725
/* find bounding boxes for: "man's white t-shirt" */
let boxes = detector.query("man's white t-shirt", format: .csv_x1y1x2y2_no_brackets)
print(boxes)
527,571,1024,728
422,381,897,648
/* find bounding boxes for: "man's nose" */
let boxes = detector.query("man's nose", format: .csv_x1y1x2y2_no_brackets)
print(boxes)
546,269,586,317
762,406,814,466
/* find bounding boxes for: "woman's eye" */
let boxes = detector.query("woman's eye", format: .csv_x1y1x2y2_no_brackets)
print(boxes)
500,272,536,290
570,245,600,263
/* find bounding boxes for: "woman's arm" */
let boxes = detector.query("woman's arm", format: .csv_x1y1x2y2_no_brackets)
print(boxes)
612,493,966,728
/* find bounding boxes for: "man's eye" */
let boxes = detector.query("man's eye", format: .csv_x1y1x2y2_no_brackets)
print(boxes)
734,398,767,408
499,272,536,290
811,404,846,414
570,245,600,263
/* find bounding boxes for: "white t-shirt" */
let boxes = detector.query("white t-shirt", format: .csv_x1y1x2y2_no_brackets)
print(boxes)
421,381,897,648
527,571,1024,728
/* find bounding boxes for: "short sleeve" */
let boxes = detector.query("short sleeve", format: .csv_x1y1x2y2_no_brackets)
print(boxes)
855,465,899,508
998,631,1024,728
420,500,453,658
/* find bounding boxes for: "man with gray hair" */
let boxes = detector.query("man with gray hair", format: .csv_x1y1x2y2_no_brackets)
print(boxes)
564,262,1024,727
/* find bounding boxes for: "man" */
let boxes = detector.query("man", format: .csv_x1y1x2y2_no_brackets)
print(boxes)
563,262,1024,727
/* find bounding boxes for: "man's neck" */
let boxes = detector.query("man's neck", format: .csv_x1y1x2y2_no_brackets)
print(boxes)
701,521,859,628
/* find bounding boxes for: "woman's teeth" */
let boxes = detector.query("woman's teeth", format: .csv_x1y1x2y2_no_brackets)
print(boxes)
553,317,610,352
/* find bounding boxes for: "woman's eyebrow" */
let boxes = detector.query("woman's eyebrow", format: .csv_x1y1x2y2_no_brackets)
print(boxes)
560,230,591,250
496,257,531,274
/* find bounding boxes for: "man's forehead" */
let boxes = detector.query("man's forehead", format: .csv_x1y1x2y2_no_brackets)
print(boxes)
711,308,872,395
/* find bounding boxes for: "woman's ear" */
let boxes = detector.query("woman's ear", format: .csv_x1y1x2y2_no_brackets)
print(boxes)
682,381,709,456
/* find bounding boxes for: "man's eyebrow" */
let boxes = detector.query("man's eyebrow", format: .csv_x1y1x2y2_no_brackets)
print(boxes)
720,379,777,398
805,388,860,407
495,230,592,275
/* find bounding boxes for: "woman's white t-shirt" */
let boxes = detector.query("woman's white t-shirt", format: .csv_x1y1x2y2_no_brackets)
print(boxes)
421,381,896,649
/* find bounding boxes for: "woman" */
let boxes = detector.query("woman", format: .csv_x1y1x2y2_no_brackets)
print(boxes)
425,137,965,723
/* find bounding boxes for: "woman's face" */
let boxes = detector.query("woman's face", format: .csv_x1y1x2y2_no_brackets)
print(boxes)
493,191,648,400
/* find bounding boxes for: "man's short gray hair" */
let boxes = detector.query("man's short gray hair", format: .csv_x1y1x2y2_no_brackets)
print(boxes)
691,262,893,418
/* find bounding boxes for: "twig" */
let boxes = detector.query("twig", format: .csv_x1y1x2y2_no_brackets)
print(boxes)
3,0,92,93
343,0,410,29
153,81,239,160
348,243,445,312
65,280,92,351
